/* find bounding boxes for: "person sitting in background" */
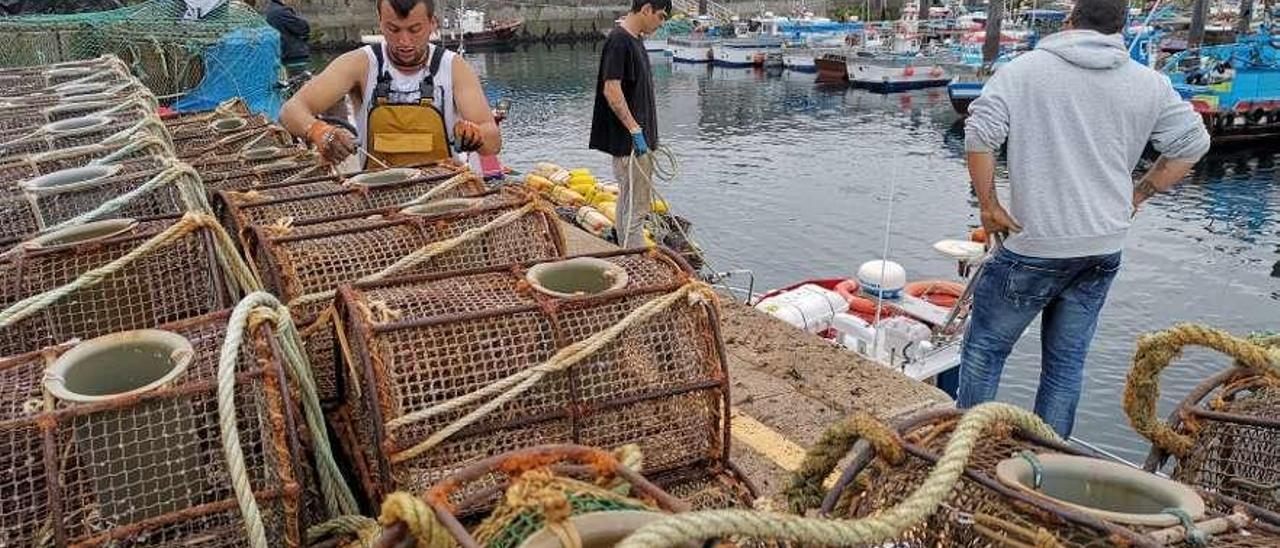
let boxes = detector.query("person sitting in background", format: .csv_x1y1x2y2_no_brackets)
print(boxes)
278,0,500,170
263,0,311,76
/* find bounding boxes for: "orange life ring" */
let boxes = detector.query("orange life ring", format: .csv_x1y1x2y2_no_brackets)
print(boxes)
906,280,965,308
836,279,899,322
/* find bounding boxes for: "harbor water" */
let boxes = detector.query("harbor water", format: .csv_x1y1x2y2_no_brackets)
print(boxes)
398,45,1274,463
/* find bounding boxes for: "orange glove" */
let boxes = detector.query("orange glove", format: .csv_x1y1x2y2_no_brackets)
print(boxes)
453,120,485,153
306,120,356,163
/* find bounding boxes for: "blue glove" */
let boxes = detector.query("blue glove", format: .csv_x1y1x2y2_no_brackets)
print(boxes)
631,128,649,156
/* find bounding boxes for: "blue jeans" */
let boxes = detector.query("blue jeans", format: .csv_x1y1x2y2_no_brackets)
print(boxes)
956,247,1122,437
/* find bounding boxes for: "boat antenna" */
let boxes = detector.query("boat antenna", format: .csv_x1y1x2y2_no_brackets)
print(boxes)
869,144,904,358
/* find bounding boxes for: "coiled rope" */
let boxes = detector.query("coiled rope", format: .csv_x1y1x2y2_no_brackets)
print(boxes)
1124,323,1280,457
219,292,360,547
783,411,904,514
617,402,1060,548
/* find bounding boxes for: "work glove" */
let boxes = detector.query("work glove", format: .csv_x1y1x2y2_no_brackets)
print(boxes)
454,120,485,152
631,127,649,156
306,120,356,164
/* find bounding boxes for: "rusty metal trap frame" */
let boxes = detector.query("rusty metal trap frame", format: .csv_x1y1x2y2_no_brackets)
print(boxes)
1124,325,1280,517
330,247,745,512
174,117,294,161
0,212,259,359
820,407,1280,547
244,187,565,408
0,94,158,139
0,138,172,187
0,78,149,111
0,158,210,248
169,112,277,152
0,107,169,160
0,55,133,96
196,157,335,196
217,164,482,248
0,309,306,546
160,97,252,131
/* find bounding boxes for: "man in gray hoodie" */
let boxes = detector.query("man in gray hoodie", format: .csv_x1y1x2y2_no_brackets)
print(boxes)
960,0,1211,436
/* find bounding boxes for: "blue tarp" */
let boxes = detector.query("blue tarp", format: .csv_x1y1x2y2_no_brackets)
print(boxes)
174,26,283,119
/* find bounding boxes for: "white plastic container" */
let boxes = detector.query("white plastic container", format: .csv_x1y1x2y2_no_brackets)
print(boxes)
831,312,881,359
754,284,848,333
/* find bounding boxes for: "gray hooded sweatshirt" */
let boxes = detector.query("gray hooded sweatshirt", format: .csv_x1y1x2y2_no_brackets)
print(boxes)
965,30,1211,259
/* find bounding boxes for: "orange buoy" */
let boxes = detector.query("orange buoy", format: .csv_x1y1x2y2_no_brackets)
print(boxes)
905,280,965,308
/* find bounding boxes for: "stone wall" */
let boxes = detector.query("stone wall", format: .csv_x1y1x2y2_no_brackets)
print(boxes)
301,0,838,49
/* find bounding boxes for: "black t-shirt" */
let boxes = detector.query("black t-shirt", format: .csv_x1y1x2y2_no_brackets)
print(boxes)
590,27,658,157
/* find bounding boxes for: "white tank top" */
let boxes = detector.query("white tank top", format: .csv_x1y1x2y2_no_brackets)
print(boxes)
356,43,460,153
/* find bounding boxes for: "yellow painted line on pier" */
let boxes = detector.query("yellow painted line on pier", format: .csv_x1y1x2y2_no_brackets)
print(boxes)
730,407,838,488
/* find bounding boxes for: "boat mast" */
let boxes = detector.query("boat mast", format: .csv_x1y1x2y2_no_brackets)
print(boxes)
458,0,466,54
981,0,1003,74
1189,0,1208,49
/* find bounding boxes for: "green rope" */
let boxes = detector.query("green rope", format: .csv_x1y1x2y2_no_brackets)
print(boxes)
1162,507,1209,546
306,515,377,545
617,403,1061,548
218,292,360,547
1018,451,1044,490
41,160,207,232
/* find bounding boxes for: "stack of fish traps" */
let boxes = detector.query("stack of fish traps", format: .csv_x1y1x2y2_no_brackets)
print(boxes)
0,56,354,546
813,405,1280,547
1124,325,1280,516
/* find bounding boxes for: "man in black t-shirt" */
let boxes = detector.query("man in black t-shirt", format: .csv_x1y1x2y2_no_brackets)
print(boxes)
589,0,671,247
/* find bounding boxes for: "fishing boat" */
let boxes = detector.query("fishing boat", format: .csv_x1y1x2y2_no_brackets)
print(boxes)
669,35,716,62
814,51,850,81
848,51,952,92
748,238,987,384
434,10,522,50
713,35,785,67
946,77,984,114
1164,25,1280,143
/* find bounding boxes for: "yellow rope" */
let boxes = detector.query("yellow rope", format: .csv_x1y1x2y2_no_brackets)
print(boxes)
616,402,1060,548
1124,323,1280,457
378,492,456,548
784,412,904,514
389,282,717,464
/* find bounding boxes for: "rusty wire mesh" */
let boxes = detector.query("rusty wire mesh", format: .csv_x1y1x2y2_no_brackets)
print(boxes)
836,409,1280,546
218,164,480,244
1157,370,1280,516
0,98,155,139
249,188,565,407
0,134,172,185
0,57,132,96
0,110,163,160
0,160,206,247
333,248,740,511
174,120,293,161
0,310,304,546
0,216,237,358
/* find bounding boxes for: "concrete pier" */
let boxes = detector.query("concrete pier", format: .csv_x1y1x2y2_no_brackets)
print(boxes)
560,222,952,505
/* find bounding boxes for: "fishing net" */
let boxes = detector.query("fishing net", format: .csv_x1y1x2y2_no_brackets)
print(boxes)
0,309,303,546
247,187,565,406
0,0,283,116
1126,325,1280,516
218,165,483,246
0,213,256,358
824,408,1280,547
333,248,745,511
0,158,210,247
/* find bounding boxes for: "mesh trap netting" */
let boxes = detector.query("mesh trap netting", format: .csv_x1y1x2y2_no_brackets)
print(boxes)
0,0,283,116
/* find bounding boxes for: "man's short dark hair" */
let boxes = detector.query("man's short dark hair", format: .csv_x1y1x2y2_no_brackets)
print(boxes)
378,0,434,19
1069,0,1127,34
631,0,672,15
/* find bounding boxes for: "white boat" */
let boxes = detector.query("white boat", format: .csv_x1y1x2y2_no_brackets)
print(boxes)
643,38,668,52
783,50,818,72
746,238,990,384
713,36,785,67
669,36,716,63
847,52,953,92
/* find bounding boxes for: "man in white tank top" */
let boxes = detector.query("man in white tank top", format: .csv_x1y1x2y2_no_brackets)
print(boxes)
279,0,501,168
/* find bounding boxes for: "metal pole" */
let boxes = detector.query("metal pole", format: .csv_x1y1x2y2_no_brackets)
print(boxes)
1189,0,1208,49
1238,0,1255,34
982,0,1003,69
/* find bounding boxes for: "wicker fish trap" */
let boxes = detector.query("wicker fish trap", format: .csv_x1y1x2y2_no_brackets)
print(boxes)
331,248,741,510
0,308,311,546
0,158,208,247
1125,325,1280,516
811,407,1280,547
0,137,172,186
0,213,258,358
0,111,168,160
218,164,480,245
246,187,565,407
